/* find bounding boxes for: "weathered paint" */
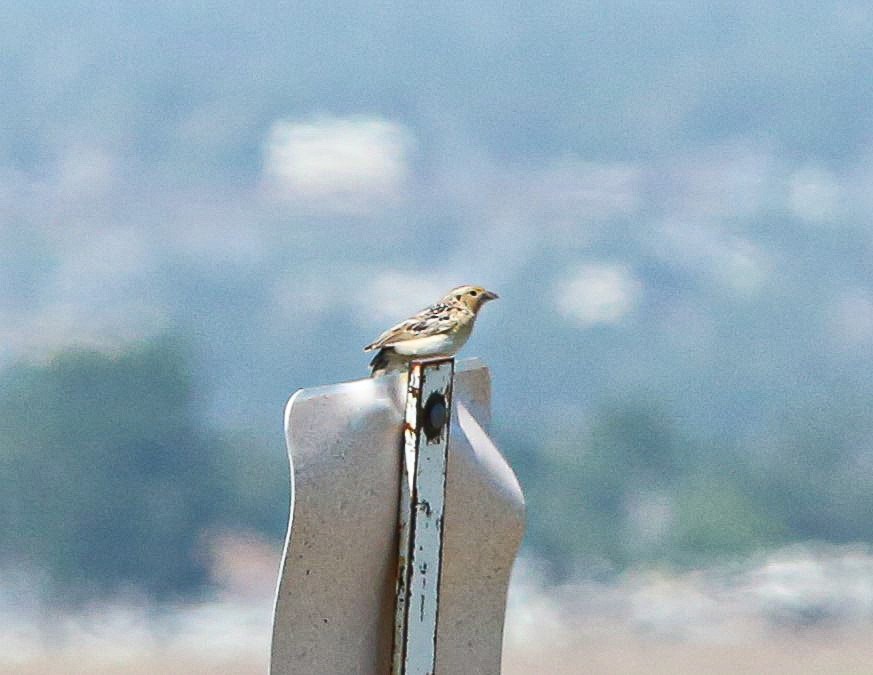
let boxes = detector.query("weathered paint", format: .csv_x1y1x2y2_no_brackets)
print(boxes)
392,359,454,675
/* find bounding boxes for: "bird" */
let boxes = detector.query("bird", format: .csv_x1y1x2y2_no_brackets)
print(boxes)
364,284,499,376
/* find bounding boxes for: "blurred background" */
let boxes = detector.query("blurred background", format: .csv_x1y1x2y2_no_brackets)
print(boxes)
3,2,873,673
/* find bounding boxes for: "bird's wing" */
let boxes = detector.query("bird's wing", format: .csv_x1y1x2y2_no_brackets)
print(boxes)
363,302,465,351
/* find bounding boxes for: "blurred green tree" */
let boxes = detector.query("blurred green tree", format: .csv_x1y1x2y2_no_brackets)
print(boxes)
516,404,690,575
513,402,790,575
0,338,285,599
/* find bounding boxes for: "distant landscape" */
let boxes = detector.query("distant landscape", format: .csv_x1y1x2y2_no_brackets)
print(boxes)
4,538,873,674
3,2,873,670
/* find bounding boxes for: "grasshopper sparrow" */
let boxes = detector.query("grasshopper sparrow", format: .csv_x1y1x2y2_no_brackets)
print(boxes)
364,285,499,376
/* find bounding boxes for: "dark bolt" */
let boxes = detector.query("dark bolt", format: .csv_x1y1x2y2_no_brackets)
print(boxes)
422,392,447,440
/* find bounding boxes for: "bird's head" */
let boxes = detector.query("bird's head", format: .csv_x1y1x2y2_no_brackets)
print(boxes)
445,285,499,313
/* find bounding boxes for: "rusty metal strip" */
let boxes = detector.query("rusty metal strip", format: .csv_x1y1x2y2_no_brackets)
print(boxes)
392,358,454,675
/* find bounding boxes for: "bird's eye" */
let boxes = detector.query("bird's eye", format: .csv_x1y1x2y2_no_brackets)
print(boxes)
455,295,461,300
470,290,478,297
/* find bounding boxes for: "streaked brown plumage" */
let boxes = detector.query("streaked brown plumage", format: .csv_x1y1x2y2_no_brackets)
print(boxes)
364,285,498,376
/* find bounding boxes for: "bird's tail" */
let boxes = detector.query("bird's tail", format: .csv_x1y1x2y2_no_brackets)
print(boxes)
368,347,408,377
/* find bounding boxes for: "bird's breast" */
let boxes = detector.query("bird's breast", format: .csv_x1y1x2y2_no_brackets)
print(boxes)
391,332,465,356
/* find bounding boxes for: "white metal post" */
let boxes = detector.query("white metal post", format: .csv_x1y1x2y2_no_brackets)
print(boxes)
392,358,454,675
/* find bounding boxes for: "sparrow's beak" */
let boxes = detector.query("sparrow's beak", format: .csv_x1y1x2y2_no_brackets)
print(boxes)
482,290,499,302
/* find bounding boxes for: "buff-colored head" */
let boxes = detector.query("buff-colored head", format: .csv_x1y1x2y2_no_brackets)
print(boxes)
444,285,499,313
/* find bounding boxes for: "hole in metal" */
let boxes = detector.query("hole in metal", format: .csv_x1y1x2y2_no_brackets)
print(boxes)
422,393,447,440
